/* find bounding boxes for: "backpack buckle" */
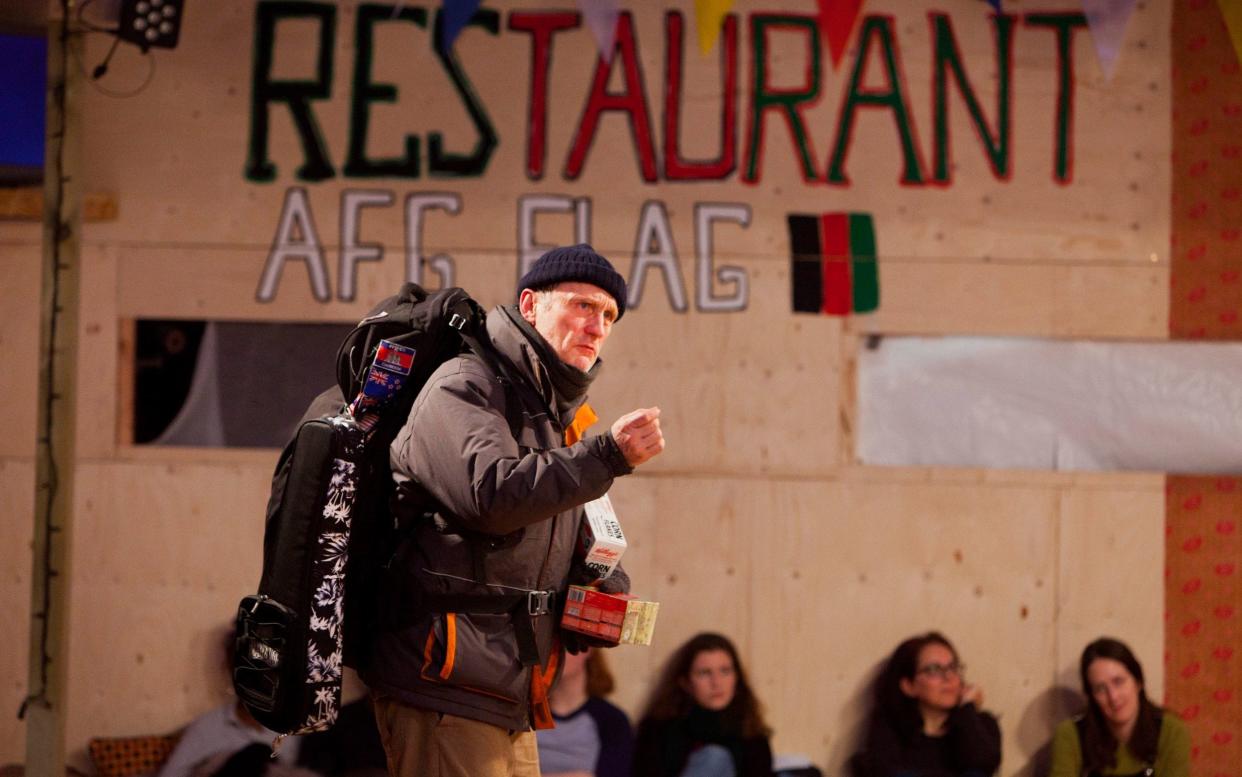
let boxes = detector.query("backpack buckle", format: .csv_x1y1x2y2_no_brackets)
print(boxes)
448,313,466,330
527,590,554,617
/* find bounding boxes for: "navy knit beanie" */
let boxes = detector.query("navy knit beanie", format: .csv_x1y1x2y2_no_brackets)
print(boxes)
518,243,627,320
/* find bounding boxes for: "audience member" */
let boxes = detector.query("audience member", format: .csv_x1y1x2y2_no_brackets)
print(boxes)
158,625,384,777
633,632,773,777
158,627,304,777
1047,637,1189,777
298,694,388,777
536,647,634,777
850,631,1000,777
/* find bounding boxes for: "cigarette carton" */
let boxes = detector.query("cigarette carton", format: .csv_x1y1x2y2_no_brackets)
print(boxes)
561,585,659,646
619,599,660,646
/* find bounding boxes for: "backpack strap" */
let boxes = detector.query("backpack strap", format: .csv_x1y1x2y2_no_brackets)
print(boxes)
458,322,537,416
419,589,556,668
455,306,569,439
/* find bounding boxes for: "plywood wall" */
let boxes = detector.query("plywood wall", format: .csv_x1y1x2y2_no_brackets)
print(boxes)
0,1,1176,773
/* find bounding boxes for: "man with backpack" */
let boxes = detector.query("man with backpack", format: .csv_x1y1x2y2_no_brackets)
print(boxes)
361,244,665,777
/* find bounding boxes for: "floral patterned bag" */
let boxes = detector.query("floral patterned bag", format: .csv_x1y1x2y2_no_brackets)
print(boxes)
234,414,365,735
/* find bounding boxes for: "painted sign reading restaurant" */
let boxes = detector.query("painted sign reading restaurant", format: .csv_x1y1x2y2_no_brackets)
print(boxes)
244,2,1095,310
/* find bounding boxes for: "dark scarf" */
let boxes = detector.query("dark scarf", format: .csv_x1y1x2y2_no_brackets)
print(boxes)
499,304,600,426
684,704,742,746
677,706,749,776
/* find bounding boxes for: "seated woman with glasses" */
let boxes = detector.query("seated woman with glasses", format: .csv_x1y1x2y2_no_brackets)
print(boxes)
632,632,774,777
1046,637,1189,777
850,631,1001,777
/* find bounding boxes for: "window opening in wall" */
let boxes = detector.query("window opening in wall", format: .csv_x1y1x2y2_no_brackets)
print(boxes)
133,319,206,443
131,319,352,448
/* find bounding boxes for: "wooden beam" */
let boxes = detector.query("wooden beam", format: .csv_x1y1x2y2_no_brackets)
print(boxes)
0,186,117,221
116,318,135,447
25,2,81,775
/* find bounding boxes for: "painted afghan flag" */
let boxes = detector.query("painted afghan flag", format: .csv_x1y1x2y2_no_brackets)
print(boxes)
788,212,879,315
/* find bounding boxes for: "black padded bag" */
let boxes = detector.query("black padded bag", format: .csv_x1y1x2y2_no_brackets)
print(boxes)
233,284,488,735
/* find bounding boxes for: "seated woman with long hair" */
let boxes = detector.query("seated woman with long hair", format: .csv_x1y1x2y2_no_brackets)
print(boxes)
1047,637,1189,777
536,647,634,777
632,632,774,777
851,631,1001,777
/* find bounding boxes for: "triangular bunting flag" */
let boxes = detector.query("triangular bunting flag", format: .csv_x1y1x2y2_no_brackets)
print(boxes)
438,0,482,53
816,0,864,69
695,0,733,56
1219,0,1242,68
578,0,620,63
1081,0,1138,81
984,0,1002,11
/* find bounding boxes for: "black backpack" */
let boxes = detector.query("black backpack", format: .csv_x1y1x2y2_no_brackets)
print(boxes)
232,283,492,736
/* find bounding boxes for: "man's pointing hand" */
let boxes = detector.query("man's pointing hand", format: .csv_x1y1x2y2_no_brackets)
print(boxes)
611,407,664,467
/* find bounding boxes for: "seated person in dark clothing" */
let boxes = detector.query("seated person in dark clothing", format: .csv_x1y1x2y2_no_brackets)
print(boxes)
536,647,634,777
851,631,1001,777
633,632,773,777
298,693,388,777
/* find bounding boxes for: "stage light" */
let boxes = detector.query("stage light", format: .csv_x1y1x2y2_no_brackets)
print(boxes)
117,0,184,52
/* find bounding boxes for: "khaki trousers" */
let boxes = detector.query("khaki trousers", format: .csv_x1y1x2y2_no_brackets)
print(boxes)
371,694,541,777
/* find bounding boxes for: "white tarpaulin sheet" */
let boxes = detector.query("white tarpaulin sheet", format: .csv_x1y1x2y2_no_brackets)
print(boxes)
858,337,1242,474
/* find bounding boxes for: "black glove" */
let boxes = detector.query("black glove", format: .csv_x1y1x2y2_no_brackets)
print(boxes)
567,558,631,594
561,628,619,655
596,564,630,594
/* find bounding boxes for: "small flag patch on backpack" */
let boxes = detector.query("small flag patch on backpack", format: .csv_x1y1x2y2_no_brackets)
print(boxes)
375,341,415,375
352,340,417,414
787,212,879,315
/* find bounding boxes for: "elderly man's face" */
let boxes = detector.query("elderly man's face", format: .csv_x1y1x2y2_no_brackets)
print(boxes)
519,282,618,371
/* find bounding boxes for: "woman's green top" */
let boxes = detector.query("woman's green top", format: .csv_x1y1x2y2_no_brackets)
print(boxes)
1047,713,1189,777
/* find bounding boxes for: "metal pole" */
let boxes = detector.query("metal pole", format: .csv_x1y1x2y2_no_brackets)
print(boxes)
24,1,81,774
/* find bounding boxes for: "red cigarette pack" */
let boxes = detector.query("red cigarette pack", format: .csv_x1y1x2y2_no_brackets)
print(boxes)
560,585,659,646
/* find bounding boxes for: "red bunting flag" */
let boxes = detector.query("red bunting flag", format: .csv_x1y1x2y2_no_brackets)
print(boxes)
816,0,864,69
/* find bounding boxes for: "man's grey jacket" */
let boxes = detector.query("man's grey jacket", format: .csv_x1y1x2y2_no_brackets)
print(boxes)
362,305,633,730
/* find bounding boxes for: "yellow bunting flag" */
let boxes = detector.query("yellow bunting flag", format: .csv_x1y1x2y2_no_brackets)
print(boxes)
1220,0,1242,68
695,0,734,55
